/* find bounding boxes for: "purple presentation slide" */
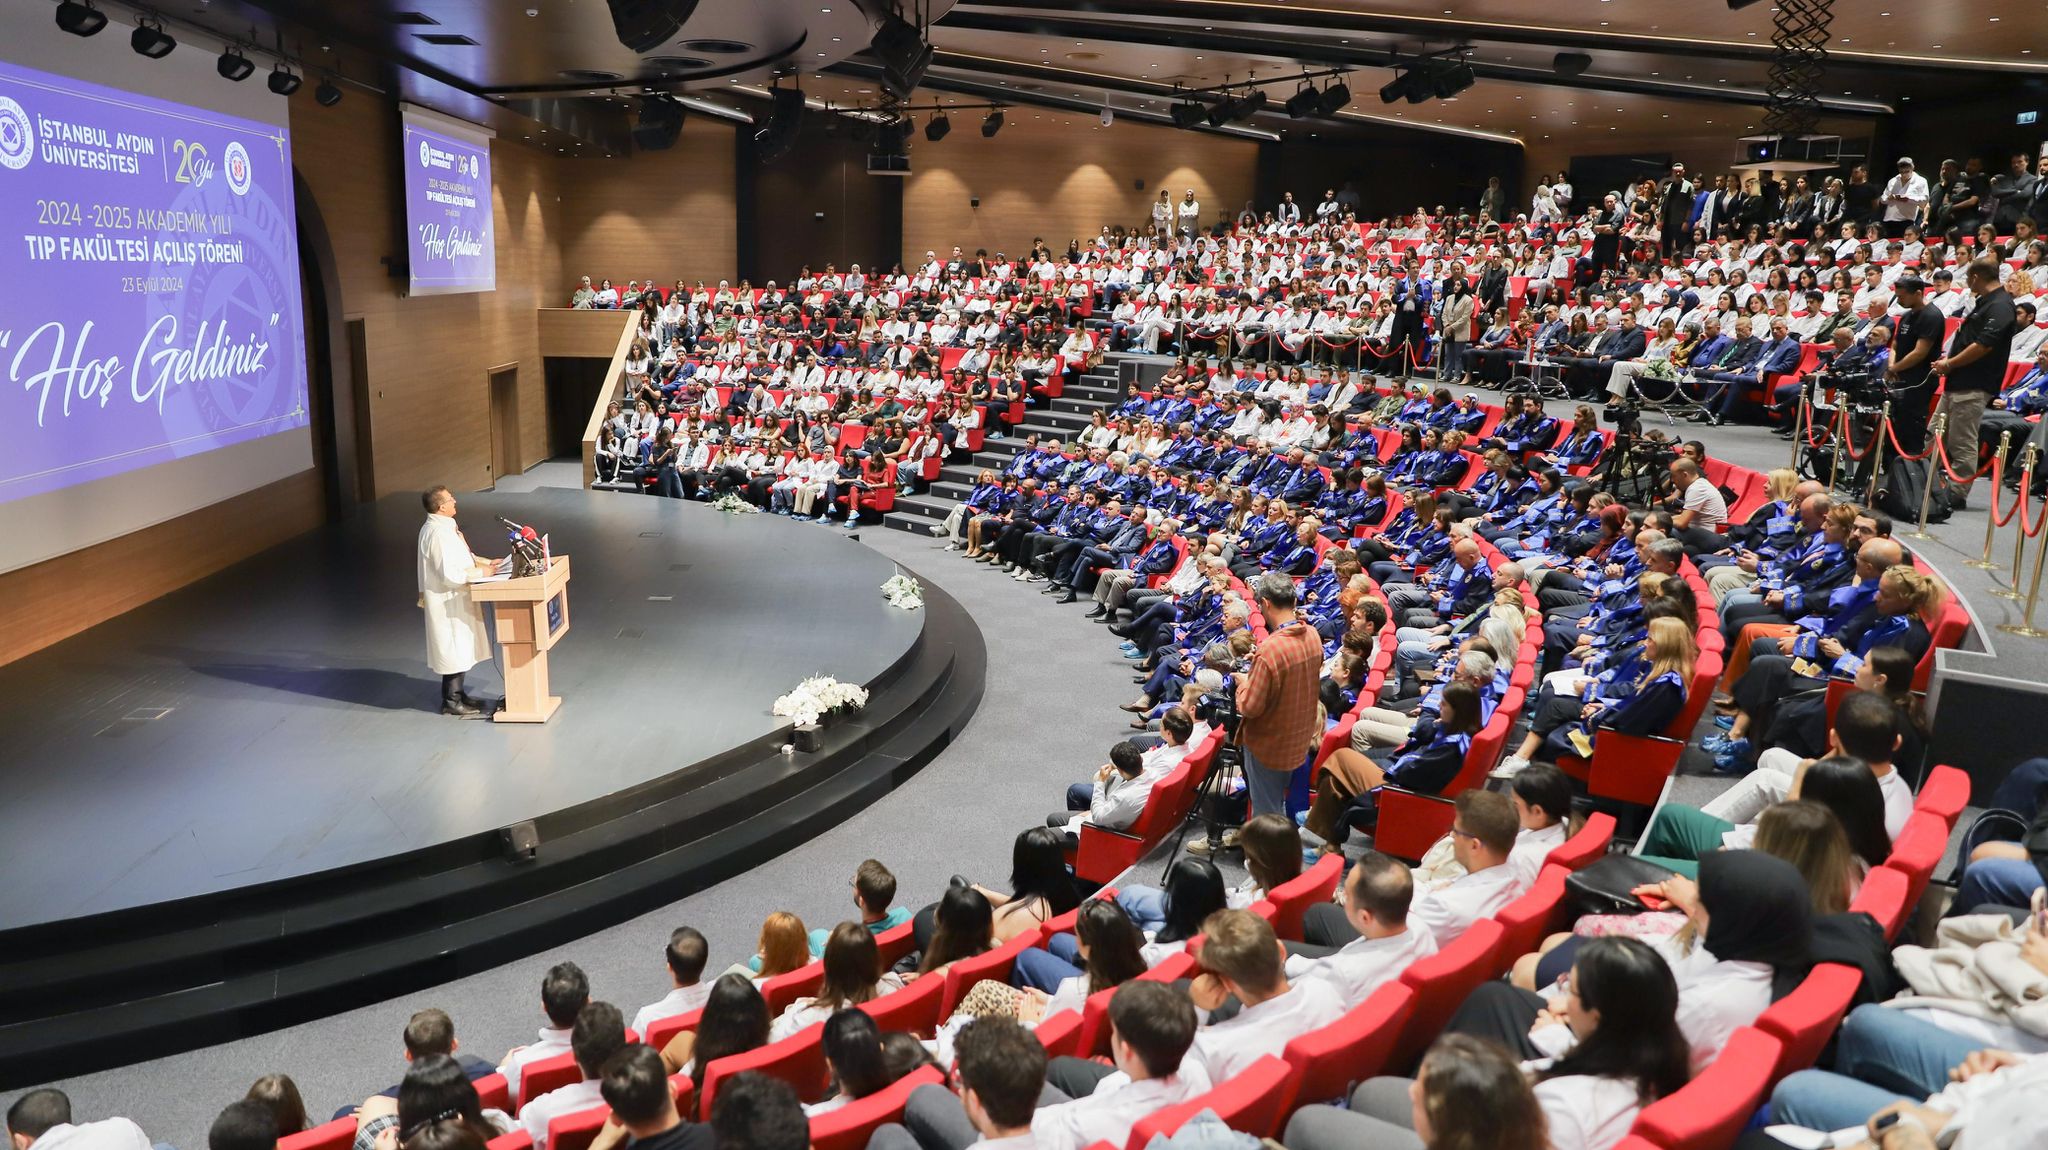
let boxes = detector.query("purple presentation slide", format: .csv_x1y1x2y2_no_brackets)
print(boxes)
402,118,494,294
0,59,307,505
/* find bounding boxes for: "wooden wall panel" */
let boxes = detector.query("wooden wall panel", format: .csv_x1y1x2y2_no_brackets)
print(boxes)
540,308,638,357
902,113,1257,260
0,472,323,666
553,118,739,286
289,89,566,497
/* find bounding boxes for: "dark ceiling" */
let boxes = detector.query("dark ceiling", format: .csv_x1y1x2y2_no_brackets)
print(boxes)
63,0,2048,156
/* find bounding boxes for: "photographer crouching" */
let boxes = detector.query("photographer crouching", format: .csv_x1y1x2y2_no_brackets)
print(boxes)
1232,573,1326,823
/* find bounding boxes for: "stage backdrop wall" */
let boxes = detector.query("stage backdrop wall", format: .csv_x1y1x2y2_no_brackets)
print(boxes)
900,112,1257,261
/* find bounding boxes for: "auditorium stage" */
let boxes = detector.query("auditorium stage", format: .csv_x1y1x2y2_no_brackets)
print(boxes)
0,489,985,1084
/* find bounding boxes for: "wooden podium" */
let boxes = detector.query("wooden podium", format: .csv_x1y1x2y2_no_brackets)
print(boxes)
468,555,571,723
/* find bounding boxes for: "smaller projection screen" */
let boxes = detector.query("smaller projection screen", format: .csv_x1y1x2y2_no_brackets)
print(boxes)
400,103,495,297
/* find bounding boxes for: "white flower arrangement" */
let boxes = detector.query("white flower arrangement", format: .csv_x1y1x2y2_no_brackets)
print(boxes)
771,674,871,728
881,573,925,610
710,493,761,514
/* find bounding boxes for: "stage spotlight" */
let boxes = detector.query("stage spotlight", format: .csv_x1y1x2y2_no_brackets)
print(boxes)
1284,83,1321,118
1554,51,1592,76
130,19,176,59
924,111,950,141
1431,61,1474,99
55,1,107,37
979,109,1003,137
315,77,343,106
1317,81,1351,115
1379,75,1405,105
1205,98,1234,128
1402,71,1432,104
1233,89,1267,120
217,47,255,82
268,65,302,96
1170,99,1205,129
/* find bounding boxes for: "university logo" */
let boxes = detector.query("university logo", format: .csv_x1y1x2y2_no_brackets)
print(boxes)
223,141,251,195
419,138,431,168
0,95,33,171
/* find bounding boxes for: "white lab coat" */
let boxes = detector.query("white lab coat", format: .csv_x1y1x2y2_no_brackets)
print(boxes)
418,514,491,675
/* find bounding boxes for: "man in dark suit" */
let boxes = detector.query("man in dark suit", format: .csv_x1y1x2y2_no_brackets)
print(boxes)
1565,311,1648,400
1590,193,1628,272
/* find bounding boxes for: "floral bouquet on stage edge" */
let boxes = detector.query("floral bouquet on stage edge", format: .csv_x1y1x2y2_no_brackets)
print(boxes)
881,572,925,610
710,493,760,514
772,675,871,728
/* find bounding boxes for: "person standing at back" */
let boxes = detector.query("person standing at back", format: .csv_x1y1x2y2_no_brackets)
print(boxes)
1234,573,1325,822
1932,257,2019,508
1886,275,1946,457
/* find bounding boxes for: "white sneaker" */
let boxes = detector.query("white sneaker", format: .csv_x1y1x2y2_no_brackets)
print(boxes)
1489,755,1531,781
1186,827,1241,855
928,524,947,537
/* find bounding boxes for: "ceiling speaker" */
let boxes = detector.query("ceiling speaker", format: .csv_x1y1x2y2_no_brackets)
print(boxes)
753,88,805,161
604,0,701,54
633,96,684,151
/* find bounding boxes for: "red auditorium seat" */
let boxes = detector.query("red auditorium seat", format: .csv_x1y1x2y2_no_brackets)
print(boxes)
1394,919,1504,1070
485,1132,533,1150
644,1007,702,1055
1542,812,1615,871
547,1105,614,1150
1553,650,1723,809
1913,764,1970,831
761,958,827,1016
1373,696,1518,862
474,1074,513,1114
1256,853,1343,941
1882,812,1950,921
278,1119,355,1150
1124,1054,1296,1148
808,1065,945,1150
1282,982,1414,1108
1631,1028,1783,1150
699,1021,831,1115
1849,863,1911,940
1754,963,1865,1087
938,930,1040,1018
519,1051,582,1114
857,969,946,1038
1494,864,1571,967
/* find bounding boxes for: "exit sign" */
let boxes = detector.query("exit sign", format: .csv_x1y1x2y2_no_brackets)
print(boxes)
2021,111,2040,125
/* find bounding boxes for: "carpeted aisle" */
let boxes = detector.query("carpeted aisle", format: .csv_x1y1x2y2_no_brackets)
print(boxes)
32,520,1142,1150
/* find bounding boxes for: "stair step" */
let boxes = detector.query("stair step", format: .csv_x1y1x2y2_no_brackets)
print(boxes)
936,466,980,487
883,513,937,535
888,496,952,523
930,481,972,501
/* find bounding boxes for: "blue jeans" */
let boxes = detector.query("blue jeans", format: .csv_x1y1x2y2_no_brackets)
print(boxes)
1771,1006,1982,1130
1990,756,2048,817
1012,942,1082,992
1953,857,2044,915
1244,742,1294,819
1066,782,1093,811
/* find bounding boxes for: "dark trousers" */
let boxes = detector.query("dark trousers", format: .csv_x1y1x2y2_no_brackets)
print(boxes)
1443,981,1547,1059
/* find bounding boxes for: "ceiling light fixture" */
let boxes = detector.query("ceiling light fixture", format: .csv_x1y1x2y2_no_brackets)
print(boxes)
216,47,255,82
980,109,1003,137
130,18,176,58
267,63,302,95
54,1,107,37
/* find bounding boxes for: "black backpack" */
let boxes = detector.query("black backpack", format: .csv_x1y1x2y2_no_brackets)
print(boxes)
1874,457,1952,524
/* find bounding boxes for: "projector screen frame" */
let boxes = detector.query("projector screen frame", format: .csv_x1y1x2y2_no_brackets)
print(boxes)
397,102,498,298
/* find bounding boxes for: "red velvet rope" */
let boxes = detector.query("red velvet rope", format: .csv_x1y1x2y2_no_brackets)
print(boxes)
1881,411,1936,462
1987,450,2025,529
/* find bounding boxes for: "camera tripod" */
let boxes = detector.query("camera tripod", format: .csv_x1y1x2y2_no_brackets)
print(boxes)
1165,734,1246,864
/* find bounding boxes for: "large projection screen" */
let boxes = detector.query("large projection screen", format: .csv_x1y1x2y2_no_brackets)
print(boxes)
400,103,496,297
0,7,310,575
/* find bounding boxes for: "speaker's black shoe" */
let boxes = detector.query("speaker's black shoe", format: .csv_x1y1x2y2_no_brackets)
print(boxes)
441,698,484,718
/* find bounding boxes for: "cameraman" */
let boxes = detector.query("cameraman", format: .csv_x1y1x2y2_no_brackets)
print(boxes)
1233,573,1325,820
1887,274,1946,456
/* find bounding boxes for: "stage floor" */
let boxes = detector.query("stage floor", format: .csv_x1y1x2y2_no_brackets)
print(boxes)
0,490,923,931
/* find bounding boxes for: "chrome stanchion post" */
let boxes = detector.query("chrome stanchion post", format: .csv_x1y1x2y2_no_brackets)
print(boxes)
1864,400,1892,505
1967,430,2012,570
1789,383,1808,470
1908,410,1947,541
1994,441,2038,599
1997,514,2048,637
1827,405,1844,492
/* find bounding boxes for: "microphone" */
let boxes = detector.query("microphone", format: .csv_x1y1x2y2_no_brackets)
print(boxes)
496,515,529,534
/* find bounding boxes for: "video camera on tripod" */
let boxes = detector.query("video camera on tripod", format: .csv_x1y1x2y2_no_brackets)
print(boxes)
1599,398,1678,501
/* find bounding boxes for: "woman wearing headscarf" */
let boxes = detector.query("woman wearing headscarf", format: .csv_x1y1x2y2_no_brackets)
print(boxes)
1447,850,1814,1073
